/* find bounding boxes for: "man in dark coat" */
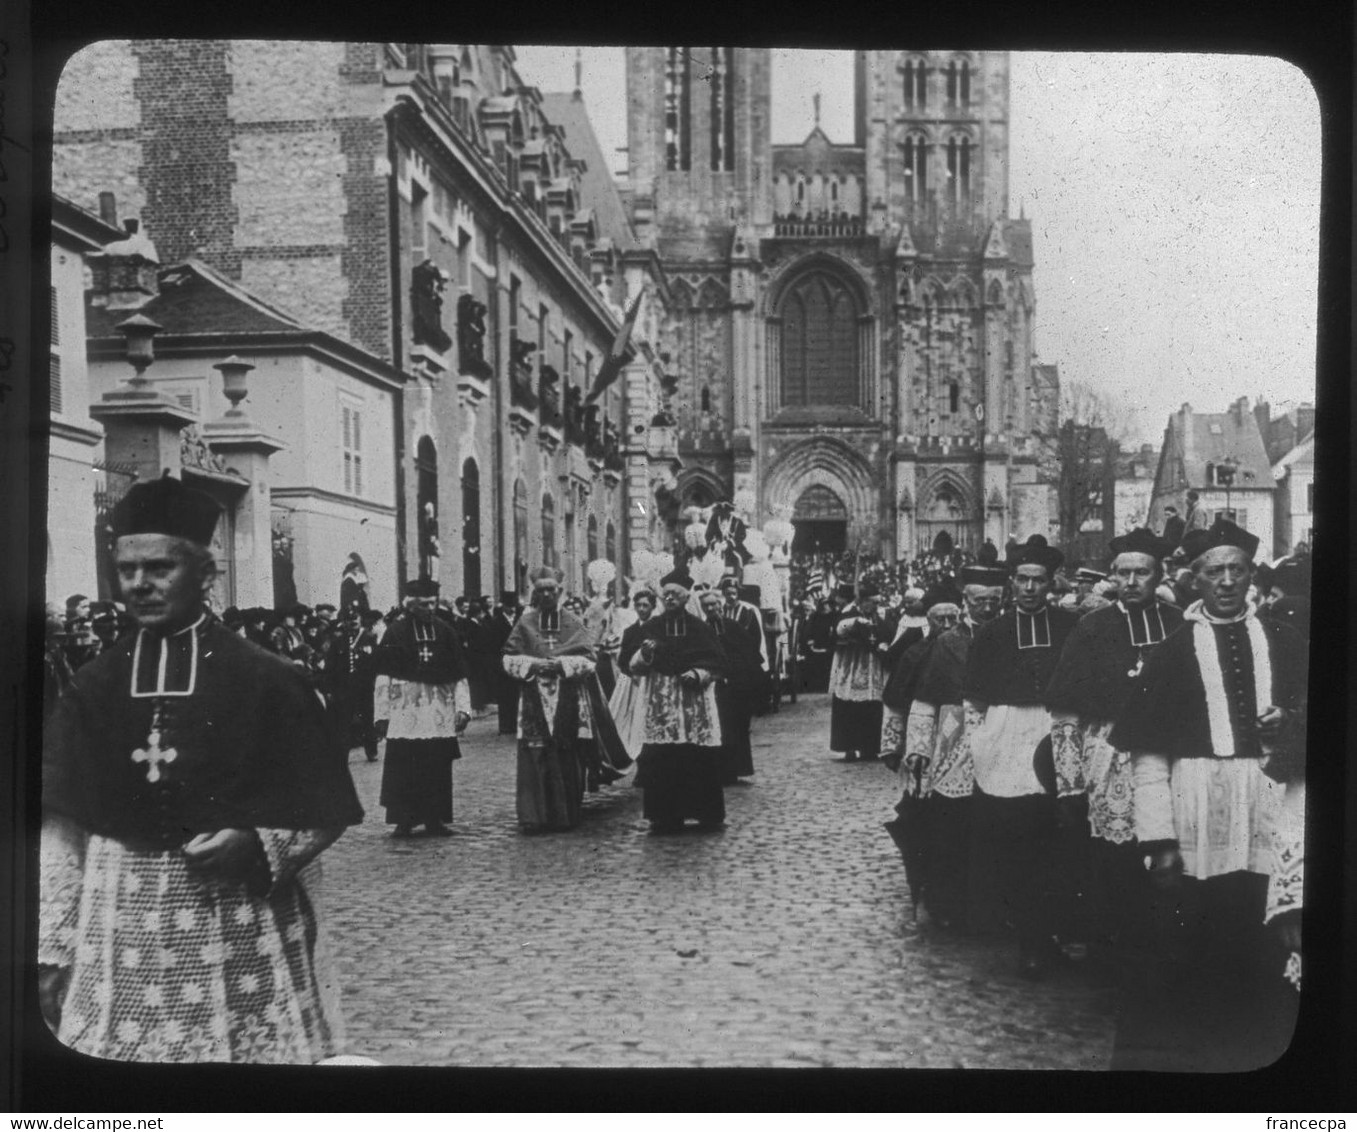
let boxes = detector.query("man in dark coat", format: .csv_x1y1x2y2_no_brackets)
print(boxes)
1044,527,1183,967
372,579,471,837
483,590,523,734
964,534,1079,977
623,569,730,833
1160,506,1186,550
1109,517,1307,1071
700,587,761,785
40,474,361,1063
323,605,382,762
898,556,1007,929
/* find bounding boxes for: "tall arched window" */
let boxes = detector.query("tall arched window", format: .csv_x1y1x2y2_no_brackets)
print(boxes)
946,57,971,106
946,133,972,204
605,520,617,564
587,513,599,563
903,56,927,108
664,48,691,171
710,47,735,171
513,478,529,591
779,269,861,408
903,133,927,201
541,493,557,568
700,385,712,413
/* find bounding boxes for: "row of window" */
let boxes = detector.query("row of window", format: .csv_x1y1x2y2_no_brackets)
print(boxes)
511,478,617,588
901,134,973,203
506,274,595,382
900,57,973,110
664,47,737,173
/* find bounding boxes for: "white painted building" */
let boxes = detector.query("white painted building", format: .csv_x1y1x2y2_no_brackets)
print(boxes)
1272,432,1315,558
48,196,121,609
85,258,404,612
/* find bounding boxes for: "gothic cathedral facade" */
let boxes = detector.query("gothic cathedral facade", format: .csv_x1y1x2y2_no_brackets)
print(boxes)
624,48,1058,560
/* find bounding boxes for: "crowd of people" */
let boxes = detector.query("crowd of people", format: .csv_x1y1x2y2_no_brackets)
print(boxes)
37,471,1310,1071
847,521,1311,1072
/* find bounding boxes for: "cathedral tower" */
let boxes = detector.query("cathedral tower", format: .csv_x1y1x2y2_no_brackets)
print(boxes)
624,48,1054,563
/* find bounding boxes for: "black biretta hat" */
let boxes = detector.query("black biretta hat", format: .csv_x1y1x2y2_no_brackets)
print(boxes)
404,578,440,598
1108,527,1174,562
110,471,222,546
1179,516,1260,562
1007,534,1064,575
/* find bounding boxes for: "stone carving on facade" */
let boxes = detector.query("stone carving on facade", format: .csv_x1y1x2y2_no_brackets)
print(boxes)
583,402,602,455
538,363,561,425
456,292,492,378
411,259,453,354
563,383,585,444
179,425,230,476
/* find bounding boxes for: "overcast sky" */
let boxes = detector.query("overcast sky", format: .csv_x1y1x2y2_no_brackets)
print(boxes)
514,48,1321,448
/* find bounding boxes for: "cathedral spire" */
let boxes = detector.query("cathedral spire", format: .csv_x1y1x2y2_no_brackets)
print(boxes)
813,91,821,129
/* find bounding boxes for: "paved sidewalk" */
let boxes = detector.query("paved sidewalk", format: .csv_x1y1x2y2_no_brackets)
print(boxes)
321,694,1117,1068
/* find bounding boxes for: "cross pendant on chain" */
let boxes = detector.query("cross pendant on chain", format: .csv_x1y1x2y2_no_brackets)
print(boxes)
132,706,178,784
418,644,433,665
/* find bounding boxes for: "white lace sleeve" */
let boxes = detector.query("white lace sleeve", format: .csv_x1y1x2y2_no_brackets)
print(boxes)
39,814,87,968
905,701,937,760
558,656,596,678
453,678,471,716
256,828,344,897
372,674,391,723
1050,711,1086,797
1132,752,1176,844
502,654,538,681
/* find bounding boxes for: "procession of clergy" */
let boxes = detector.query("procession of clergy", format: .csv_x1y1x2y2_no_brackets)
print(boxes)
39,472,1306,1070
841,520,1307,1071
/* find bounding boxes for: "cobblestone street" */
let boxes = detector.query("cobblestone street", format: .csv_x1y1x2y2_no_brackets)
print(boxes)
322,693,1117,1069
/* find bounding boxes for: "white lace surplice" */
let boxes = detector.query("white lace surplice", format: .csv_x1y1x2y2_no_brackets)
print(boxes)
373,675,470,739
913,701,972,799
1051,714,1136,844
607,672,650,759
829,644,886,702
501,654,594,741
1266,778,1304,924
637,671,721,747
40,818,345,1064
1133,752,1282,878
966,702,1049,798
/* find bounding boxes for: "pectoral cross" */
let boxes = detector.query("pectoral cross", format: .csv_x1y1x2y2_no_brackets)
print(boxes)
541,611,560,650
132,707,178,784
418,644,433,665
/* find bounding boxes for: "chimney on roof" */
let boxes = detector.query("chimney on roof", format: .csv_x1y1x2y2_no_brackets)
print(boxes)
1297,404,1315,441
98,191,118,228
87,218,161,311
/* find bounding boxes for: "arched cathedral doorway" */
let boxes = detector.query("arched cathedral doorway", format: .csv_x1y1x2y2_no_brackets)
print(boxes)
791,484,848,556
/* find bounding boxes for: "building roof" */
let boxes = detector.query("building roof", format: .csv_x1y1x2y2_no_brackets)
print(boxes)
52,193,125,252
1003,219,1033,268
540,90,637,253
1272,430,1315,473
771,130,865,177
1166,400,1276,492
86,259,307,339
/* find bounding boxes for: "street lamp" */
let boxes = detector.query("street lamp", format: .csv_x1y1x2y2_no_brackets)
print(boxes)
1217,455,1240,522
116,313,162,391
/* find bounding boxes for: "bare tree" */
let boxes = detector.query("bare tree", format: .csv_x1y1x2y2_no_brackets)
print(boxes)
1055,382,1134,551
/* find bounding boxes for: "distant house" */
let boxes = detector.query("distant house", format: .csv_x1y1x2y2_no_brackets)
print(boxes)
1149,398,1278,556
85,253,404,611
1271,431,1315,558
1113,442,1157,535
